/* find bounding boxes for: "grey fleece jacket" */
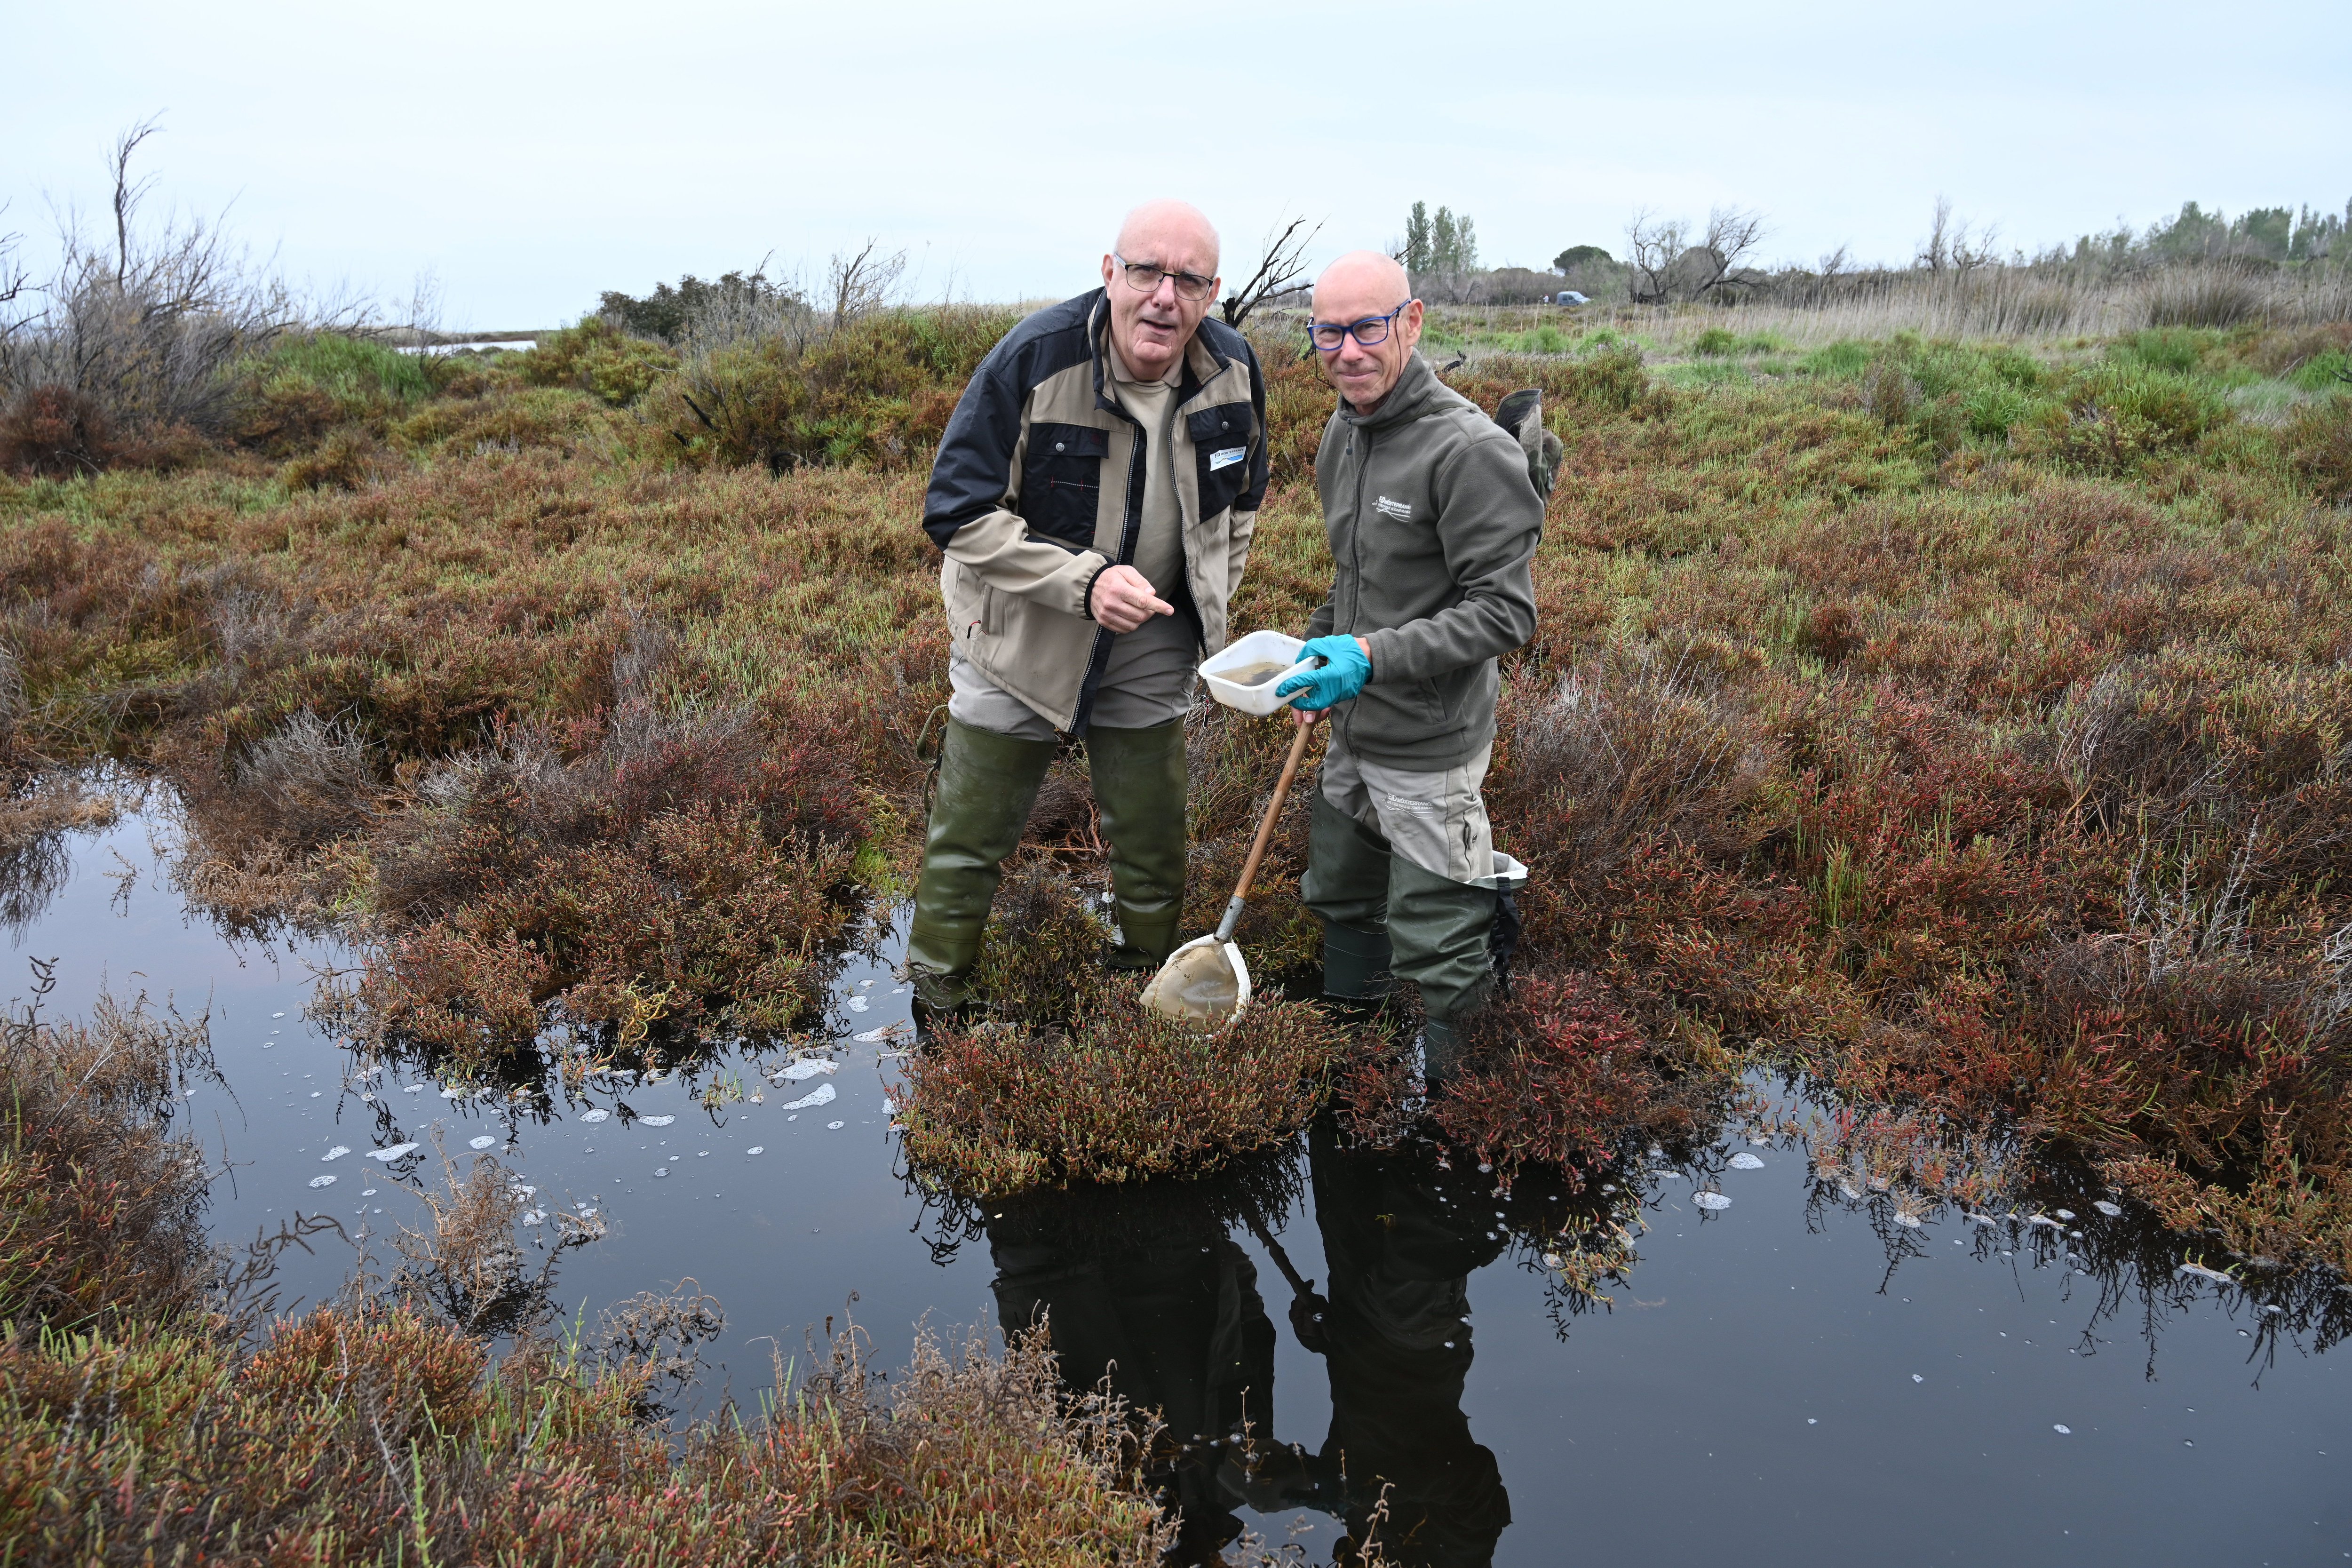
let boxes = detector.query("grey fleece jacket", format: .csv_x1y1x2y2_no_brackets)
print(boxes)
1303,350,1542,769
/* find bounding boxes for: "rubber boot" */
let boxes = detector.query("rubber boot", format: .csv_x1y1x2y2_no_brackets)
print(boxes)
1085,718,1189,970
1388,857,1500,1090
1417,1016,1467,1091
906,717,1057,1010
1319,920,1394,1001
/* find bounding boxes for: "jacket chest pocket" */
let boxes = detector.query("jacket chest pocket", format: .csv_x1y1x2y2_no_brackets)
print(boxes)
1021,422,1109,547
1187,404,1253,520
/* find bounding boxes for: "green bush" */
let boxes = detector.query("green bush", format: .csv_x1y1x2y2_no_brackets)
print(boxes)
512,318,679,406
654,306,1019,472
2110,327,2218,376
1691,326,1739,357
2014,364,2230,470
1960,382,2036,439
1801,340,1876,379
2288,349,2352,393
228,331,434,454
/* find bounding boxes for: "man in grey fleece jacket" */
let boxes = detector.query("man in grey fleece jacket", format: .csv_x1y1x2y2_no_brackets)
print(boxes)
1275,251,1545,1084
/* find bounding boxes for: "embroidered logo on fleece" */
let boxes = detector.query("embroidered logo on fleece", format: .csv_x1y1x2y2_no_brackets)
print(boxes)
1208,446,1247,471
1375,495,1414,520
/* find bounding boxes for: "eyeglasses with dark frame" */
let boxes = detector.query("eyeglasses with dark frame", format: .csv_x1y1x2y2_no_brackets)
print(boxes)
1307,303,1414,353
1113,254,1218,303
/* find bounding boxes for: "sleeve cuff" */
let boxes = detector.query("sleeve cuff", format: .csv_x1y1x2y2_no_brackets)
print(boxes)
1078,560,1115,621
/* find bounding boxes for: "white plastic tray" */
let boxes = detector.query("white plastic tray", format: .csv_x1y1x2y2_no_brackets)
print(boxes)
1200,630,1314,715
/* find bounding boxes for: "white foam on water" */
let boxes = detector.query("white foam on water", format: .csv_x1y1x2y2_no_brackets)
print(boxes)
1965,1212,1998,1226
853,1025,900,1043
746,1146,763,1155
404,1084,424,1094
2092,1200,2122,1217
322,1146,350,1162
361,1188,377,1196
579,1108,609,1123
2053,1424,2071,1434
2177,1262,2236,1285
782,1083,837,1111
1892,1212,1923,1228
653,1167,669,1178
469,1135,496,1150
640,1115,675,1127
367,1143,421,1161
272,1011,286,1018
1728,1152,1764,1170
2054,1208,2075,1220
1693,1191,1732,1210
827,1120,845,1130
309,1174,336,1188
846,996,868,1012
775,1059,837,1081
1911,1374,1924,1384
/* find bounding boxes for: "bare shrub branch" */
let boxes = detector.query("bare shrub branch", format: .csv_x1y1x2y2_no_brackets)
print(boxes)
1220,214,1322,329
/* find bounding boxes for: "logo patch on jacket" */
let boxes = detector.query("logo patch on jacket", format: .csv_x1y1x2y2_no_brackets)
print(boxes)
1208,446,1247,471
1375,495,1414,520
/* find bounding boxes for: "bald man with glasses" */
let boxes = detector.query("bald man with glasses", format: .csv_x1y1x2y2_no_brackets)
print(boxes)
1273,251,1553,1090
910,200,1270,1018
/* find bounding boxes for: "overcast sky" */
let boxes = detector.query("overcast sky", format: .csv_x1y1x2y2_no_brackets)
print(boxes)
8,0,2348,327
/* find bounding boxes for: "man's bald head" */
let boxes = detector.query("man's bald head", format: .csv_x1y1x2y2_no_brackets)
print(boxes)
1101,200,1223,382
1115,200,1220,273
1311,250,1409,317
1309,250,1423,413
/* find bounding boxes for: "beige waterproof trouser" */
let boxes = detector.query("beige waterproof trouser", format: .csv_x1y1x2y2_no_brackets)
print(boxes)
1319,728,1498,887
948,612,1197,739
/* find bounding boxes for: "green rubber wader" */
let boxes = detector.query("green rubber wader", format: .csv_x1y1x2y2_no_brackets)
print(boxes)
1303,792,1496,1026
906,716,1057,1008
1085,718,1190,969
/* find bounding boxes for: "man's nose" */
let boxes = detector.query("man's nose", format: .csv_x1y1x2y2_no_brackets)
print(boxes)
1146,275,1180,309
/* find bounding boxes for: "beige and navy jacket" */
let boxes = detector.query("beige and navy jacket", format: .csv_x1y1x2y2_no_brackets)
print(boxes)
922,288,1269,732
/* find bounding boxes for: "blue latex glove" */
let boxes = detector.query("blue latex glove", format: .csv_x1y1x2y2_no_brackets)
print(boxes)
1276,635,1372,711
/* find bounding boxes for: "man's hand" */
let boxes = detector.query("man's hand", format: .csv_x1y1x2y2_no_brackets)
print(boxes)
1276,635,1373,711
1089,564,1174,633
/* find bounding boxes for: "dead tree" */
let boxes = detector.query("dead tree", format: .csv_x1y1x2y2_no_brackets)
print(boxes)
1917,196,2001,274
1624,206,1768,302
828,239,907,328
1220,215,1323,328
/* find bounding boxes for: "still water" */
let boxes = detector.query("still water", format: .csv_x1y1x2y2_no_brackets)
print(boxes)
17,798,2350,1566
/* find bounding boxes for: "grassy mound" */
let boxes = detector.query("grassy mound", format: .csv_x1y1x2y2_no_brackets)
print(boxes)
896,990,1347,1194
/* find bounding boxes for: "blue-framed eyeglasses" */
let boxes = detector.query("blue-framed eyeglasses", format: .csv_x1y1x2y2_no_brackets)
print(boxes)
1307,303,1412,352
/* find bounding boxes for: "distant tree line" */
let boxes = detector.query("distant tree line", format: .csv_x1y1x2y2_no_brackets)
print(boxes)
1387,194,2351,310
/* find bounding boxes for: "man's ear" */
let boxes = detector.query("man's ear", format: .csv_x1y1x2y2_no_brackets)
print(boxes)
1101,254,1117,289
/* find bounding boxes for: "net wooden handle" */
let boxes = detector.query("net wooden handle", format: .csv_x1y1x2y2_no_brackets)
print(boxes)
1232,720,1315,907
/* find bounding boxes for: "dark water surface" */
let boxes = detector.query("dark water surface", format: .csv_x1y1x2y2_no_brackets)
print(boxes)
17,800,2351,1566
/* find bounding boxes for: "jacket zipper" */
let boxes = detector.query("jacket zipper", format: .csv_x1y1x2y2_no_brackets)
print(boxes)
1073,355,1150,732
1341,427,1372,753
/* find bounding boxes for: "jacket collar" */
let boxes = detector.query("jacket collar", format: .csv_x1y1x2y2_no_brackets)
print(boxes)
1088,290,1227,412
1339,349,1440,431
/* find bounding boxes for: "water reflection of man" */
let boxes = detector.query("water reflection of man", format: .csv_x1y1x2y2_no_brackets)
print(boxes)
986,1191,1277,1563
1242,1122,1511,1568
